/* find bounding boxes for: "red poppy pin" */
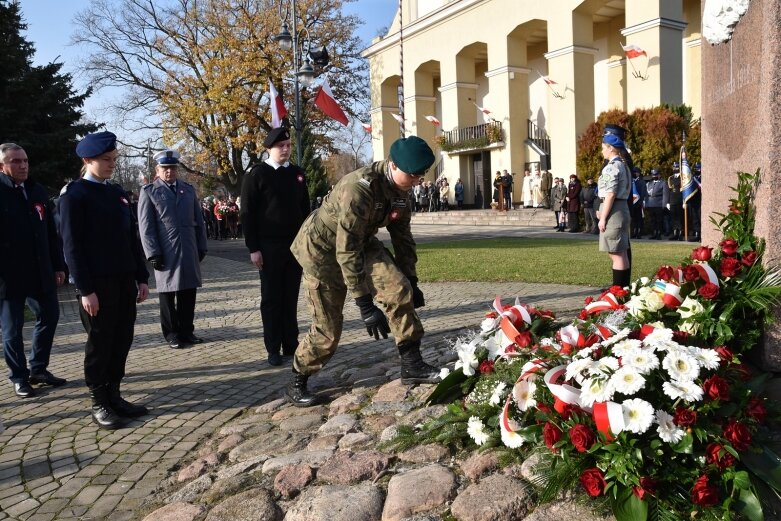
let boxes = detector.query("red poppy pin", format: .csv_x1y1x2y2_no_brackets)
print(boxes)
33,203,45,221
389,209,400,220
297,174,304,183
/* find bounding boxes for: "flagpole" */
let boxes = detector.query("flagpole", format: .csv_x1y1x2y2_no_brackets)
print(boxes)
398,0,405,138
291,0,303,166
681,133,688,241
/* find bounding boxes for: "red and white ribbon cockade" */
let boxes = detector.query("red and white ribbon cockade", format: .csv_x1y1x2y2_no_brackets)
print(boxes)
660,281,684,309
692,262,720,287
544,365,586,413
592,401,625,440
493,296,534,354
584,293,621,315
559,324,585,353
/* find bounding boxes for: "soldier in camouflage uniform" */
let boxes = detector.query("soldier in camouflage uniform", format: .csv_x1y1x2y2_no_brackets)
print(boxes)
286,136,440,406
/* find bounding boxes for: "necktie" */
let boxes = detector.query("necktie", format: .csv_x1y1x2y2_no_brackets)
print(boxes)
169,183,176,194
17,185,27,200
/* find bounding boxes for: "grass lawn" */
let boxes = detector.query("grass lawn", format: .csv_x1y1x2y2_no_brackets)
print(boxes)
415,238,694,287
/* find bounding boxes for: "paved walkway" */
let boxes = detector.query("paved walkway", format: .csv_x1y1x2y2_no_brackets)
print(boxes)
0,226,598,520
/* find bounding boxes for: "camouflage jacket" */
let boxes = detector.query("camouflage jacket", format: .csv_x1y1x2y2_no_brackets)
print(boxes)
290,160,417,299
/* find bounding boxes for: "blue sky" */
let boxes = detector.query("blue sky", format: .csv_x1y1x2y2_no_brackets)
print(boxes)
19,0,397,141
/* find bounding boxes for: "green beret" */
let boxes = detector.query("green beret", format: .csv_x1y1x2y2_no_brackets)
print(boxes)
389,136,435,175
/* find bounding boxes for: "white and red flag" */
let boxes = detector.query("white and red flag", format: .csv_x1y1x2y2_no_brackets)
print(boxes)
474,104,491,115
425,115,440,126
268,80,287,128
621,43,647,59
361,122,372,133
313,78,349,126
542,76,557,85
391,113,405,124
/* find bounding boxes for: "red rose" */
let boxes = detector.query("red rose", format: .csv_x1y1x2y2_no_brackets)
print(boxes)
698,283,720,300
741,250,758,267
682,265,700,282
656,265,674,281
543,422,563,452
714,346,734,364
746,398,767,423
730,363,752,381
706,443,736,470
578,309,588,320
720,257,742,277
580,467,607,497
485,311,498,319
478,360,494,374
673,407,697,427
691,246,713,262
672,330,690,344
691,475,721,507
633,476,658,500
720,239,739,256
584,296,594,305
609,285,629,298
724,420,752,451
560,403,582,421
569,424,597,453
536,403,552,414
702,375,730,401
515,330,533,348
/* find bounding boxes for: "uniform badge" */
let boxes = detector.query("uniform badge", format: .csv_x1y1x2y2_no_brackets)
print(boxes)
389,209,400,221
392,197,407,208
120,197,129,206
375,203,384,210
297,174,305,183
33,203,45,221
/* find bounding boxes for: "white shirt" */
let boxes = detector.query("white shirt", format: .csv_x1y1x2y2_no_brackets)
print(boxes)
265,158,290,170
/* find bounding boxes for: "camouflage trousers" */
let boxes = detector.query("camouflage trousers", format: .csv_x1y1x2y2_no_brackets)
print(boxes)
293,244,423,375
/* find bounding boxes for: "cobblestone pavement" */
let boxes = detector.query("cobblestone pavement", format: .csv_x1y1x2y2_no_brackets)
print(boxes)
0,226,597,520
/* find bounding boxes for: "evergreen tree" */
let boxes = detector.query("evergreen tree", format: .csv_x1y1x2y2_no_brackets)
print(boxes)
0,0,96,192
297,125,329,203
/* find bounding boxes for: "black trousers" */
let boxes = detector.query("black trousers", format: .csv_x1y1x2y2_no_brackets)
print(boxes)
630,203,644,235
258,239,302,355
670,203,684,233
687,203,701,238
79,275,137,388
567,211,580,231
159,288,197,340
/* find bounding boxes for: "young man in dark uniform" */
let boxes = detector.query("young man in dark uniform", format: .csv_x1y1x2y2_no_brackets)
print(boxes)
240,127,310,366
0,143,67,397
59,131,150,429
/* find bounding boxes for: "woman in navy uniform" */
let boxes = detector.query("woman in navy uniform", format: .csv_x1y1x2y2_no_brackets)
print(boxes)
59,131,150,430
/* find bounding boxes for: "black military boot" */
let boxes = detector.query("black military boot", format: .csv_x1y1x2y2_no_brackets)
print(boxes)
398,340,440,385
286,370,320,407
90,385,126,430
108,382,148,418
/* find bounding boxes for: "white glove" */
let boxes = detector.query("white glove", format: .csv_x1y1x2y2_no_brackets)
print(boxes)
666,203,670,210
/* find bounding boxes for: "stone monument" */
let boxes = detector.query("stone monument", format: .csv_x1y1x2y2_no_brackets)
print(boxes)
701,0,781,370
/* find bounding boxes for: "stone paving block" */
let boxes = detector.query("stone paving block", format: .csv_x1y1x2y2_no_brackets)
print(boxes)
70,484,107,506
35,497,69,514
4,497,40,518
83,493,122,518
29,480,59,498
51,476,89,498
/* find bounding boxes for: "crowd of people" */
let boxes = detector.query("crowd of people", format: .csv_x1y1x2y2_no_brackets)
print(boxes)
412,176,464,212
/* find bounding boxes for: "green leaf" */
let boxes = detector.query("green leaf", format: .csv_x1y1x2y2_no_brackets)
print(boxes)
610,486,648,521
735,487,764,521
426,368,468,405
671,433,693,454
734,470,751,490
743,446,781,493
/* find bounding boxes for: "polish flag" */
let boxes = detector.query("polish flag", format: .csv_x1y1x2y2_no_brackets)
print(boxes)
425,115,440,126
361,122,372,133
542,76,557,85
621,43,647,59
391,113,405,124
268,80,287,128
313,78,349,126
475,105,491,115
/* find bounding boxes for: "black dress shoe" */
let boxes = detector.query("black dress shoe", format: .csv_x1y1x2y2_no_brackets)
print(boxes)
14,382,35,398
268,352,284,366
167,337,187,349
29,370,67,387
180,333,204,344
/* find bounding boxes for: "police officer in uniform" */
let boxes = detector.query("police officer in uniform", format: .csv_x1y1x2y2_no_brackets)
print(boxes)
645,169,668,240
240,127,310,366
629,167,648,239
687,163,702,241
138,150,208,349
59,131,150,429
667,162,684,240
286,135,440,406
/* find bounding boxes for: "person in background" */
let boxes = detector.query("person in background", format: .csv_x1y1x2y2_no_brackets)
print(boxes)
551,177,567,232
493,172,502,207
597,124,633,288
59,131,150,430
540,169,553,209
454,178,464,210
687,163,702,242
645,169,667,240
0,143,67,398
667,162,684,240
137,149,208,350
500,170,513,210
565,174,582,232
531,170,543,208
521,169,532,208
241,127,310,366
630,166,648,239
439,179,450,211
580,177,598,234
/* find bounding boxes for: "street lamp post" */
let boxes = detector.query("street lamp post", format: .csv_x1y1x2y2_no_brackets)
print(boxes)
274,0,316,166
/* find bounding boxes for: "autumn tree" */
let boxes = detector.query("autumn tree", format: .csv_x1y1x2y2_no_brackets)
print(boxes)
73,0,368,194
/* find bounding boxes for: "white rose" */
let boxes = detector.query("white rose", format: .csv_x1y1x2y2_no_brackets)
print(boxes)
643,292,665,312
678,296,705,320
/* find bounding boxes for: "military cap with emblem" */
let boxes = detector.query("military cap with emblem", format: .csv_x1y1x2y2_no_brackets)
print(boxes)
263,127,291,148
389,135,435,175
154,149,181,166
76,131,117,158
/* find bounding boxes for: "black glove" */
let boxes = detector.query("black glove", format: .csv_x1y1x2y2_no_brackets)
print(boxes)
355,294,390,340
408,276,425,308
199,251,207,262
149,256,165,271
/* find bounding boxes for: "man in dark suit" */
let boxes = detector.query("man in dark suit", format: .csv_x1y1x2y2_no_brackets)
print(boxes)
0,143,67,398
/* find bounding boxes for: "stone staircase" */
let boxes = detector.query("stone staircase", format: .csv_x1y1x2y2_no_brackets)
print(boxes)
411,207,556,227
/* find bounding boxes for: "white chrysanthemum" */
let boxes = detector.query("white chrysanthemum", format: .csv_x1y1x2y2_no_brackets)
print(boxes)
500,414,524,448
513,380,537,411
678,296,705,320
611,366,646,396
454,340,479,376
622,398,655,434
539,337,561,351
587,356,619,376
662,380,704,402
565,358,593,382
489,382,508,406
579,377,614,407
481,316,499,333
655,410,686,443
467,416,489,445
642,327,674,347
621,348,660,374
439,367,451,379
663,352,700,382
688,346,721,371
573,346,598,359
611,339,643,357
601,327,631,347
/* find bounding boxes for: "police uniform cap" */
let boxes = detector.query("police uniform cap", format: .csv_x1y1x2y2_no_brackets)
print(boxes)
76,131,117,158
632,166,641,174
263,127,291,148
154,149,180,166
389,135,435,175
651,169,660,176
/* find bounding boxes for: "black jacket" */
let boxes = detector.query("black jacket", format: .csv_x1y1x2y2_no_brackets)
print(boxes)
0,175,64,299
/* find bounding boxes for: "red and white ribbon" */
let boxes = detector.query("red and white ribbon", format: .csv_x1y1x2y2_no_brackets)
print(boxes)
499,396,525,447
584,293,620,315
692,263,719,287
544,365,587,413
592,401,625,440
662,282,683,309
595,324,614,341
519,358,548,380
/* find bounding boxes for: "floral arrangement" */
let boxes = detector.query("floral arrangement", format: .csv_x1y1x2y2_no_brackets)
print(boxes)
217,204,238,217
399,172,781,520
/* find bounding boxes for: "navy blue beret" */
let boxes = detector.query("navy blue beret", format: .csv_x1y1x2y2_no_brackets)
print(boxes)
76,131,117,158
603,124,627,141
263,127,291,148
